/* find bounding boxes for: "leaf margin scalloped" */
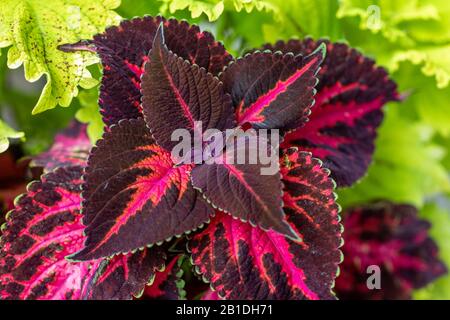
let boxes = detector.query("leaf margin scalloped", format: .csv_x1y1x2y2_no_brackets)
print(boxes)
187,150,344,300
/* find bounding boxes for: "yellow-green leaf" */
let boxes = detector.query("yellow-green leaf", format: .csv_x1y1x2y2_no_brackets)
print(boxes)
337,0,450,88
389,46,450,89
159,0,275,21
0,0,121,114
0,118,24,153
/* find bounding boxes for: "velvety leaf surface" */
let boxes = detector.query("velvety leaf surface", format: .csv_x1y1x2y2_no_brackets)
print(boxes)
142,254,185,300
141,24,235,152
191,133,297,240
30,121,91,172
220,45,324,130
83,248,166,300
335,202,447,300
61,16,233,127
261,39,399,186
72,118,213,261
189,149,342,300
0,166,100,300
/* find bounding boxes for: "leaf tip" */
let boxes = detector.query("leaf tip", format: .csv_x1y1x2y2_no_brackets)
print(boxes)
153,21,166,49
311,42,327,62
276,220,302,242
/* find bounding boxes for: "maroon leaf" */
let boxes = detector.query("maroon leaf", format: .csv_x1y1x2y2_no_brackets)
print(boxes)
142,254,185,300
71,118,213,261
220,45,325,131
59,16,233,127
335,202,447,300
83,248,166,300
260,39,399,186
141,24,235,152
30,121,91,172
0,166,100,300
189,149,342,300
191,133,298,240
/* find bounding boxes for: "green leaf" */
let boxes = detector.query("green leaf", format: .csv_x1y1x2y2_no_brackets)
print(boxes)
160,0,225,21
338,0,440,42
414,201,450,300
436,135,450,171
388,46,450,89
0,0,121,114
0,118,24,153
262,0,344,41
7,94,77,155
75,87,103,143
337,106,450,208
116,0,161,18
337,0,450,88
159,0,276,21
175,0,344,55
392,61,450,138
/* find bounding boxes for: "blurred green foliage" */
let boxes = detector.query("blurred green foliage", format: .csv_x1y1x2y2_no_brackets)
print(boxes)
414,202,450,299
0,0,449,299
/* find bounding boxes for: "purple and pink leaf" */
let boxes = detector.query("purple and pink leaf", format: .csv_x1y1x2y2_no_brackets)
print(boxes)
260,39,399,186
0,166,166,300
335,202,447,300
220,44,325,131
191,133,298,239
30,121,91,173
70,118,213,261
189,149,342,300
44,17,403,301
141,25,315,239
83,247,167,300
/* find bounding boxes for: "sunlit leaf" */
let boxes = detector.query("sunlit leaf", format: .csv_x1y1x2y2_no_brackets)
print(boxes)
0,0,121,114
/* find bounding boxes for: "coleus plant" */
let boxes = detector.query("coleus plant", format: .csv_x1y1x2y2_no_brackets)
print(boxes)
0,16,399,300
335,202,447,300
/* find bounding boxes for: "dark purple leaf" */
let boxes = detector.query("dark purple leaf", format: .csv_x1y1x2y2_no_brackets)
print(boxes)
261,39,399,186
335,202,447,300
189,149,342,299
60,16,233,127
141,24,235,151
83,248,166,300
220,45,324,131
71,118,213,261
0,167,99,299
191,133,298,240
